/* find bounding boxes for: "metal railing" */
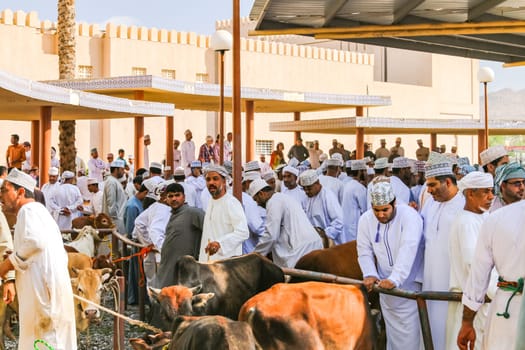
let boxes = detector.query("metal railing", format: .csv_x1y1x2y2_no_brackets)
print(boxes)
282,267,483,350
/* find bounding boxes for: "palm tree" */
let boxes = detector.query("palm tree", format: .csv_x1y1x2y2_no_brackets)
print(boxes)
57,0,77,172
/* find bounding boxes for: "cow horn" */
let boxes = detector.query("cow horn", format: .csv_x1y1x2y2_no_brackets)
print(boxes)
189,284,202,295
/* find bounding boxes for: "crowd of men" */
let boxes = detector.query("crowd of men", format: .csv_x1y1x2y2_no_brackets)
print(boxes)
1,129,524,349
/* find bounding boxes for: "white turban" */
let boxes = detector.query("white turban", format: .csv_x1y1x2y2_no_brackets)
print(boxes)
457,171,493,193
283,166,299,177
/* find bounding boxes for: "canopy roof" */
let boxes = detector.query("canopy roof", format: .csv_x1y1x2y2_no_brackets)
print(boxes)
0,70,174,121
249,0,525,65
47,75,391,113
270,116,525,135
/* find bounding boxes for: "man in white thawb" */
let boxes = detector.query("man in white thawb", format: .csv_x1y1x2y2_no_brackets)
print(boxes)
298,170,344,245
133,181,172,286
342,159,368,242
0,169,76,349
281,166,307,207
389,157,412,205
41,166,60,213
446,171,498,350
52,170,83,230
421,151,465,350
458,200,525,350
199,165,248,262
102,160,128,234
491,162,525,212
181,129,196,176
318,158,344,204
357,182,423,350
186,161,206,209
87,147,106,184
249,179,323,268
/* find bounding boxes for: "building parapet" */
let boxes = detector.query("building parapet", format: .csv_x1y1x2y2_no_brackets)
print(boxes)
0,9,373,65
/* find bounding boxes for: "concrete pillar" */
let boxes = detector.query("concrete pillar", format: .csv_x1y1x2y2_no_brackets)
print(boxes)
355,106,364,159
430,133,437,153
134,90,145,170
245,100,254,162
293,112,300,142
165,116,174,177
39,107,52,185
31,120,40,169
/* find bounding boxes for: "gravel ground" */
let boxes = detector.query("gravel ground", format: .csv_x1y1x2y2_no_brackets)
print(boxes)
5,291,151,350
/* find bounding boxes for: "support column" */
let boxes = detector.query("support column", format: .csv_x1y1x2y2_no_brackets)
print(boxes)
477,130,486,163
166,116,174,177
430,133,437,153
355,107,364,159
39,107,52,185
31,120,40,169
232,0,242,201
134,91,145,170
245,100,254,162
294,112,301,142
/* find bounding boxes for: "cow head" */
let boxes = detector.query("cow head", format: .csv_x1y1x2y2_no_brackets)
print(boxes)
95,213,115,230
148,285,215,325
129,332,172,350
92,253,116,271
71,267,112,323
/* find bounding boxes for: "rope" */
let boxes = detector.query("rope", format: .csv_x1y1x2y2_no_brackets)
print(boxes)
497,277,523,319
72,293,163,334
33,339,54,350
112,245,155,287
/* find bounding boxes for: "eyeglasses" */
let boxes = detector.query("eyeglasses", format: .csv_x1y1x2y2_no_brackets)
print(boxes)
505,180,525,188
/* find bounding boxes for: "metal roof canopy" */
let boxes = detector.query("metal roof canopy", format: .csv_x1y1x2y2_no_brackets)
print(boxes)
249,0,525,65
269,116,525,135
0,71,174,120
46,75,391,113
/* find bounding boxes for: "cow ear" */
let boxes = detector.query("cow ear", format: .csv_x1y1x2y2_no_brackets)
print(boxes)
191,292,214,308
148,287,162,301
189,284,202,295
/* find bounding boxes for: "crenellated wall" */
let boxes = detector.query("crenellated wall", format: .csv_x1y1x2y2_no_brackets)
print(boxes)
0,9,480,167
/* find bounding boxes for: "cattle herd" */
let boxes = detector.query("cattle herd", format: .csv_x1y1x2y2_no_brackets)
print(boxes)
0,221,383,349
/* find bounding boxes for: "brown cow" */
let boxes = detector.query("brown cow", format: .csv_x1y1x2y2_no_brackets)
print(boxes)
67,252,92,277
70,267,112,334
239,282,376,350
71,213,114,240
129,332,172,350
168,315,260,350
293,240,362,281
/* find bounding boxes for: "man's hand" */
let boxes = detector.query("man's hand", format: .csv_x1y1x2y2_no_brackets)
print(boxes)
363,276,378,292
205,241,221,256
377,279,396,290
3,281,15,304
457,322,476,350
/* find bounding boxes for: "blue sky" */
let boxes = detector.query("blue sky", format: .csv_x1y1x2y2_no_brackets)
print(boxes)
2,0,524,92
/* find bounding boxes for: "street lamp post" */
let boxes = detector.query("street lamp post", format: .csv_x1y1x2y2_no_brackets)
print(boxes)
478,67,495,152
210,30,232,165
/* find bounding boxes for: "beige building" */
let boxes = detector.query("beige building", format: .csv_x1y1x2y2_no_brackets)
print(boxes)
0,9,482,169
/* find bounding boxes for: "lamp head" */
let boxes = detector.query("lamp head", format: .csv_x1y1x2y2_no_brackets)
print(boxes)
210,30,233,52
477,67,495,83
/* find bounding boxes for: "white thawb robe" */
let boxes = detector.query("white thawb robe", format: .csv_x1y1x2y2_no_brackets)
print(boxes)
87,157,106,183
133,202,171,285
52,183,83,230
198,192,249,262
421,192,465,350
41,182,60,214
462,200,525,350
254,193,323,268
357,204,424,350
319,175,344,204
181,140,196,176
446,210,498,350
102,175,127,234
9,202,76,350
186,176,206,209
489,195,507,213
76,175,92,201
173,149,181,169
303,187,344,245
342,178,367,242
125,181,137,199
258,161,272,174
281,185,307,208
144,145,150,169
241,192,266,254
389,175,411,204
175,181,197,208
89,190,104,216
